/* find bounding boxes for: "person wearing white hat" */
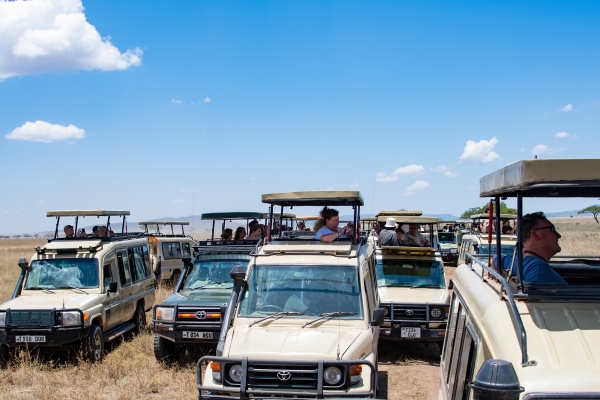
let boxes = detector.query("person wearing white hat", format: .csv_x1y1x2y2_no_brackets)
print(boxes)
379,217,399,246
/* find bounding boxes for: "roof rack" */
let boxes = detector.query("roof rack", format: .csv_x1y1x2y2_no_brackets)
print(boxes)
378,246,438,257
47,209,131,240
261,191,364,207
139,220,189,236
193,239,260,255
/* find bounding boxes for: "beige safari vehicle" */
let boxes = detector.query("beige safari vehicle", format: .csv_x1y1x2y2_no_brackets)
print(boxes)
456,216,518,267
440,159,600,400
197,191,384,399
139,220,195,282
375,214,450,349
0,210,155,363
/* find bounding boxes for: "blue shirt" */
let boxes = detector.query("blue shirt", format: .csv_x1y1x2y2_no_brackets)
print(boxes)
314,226,349,241
495,254,568,286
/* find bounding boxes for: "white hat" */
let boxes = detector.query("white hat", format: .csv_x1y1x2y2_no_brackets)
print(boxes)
384,217,397,228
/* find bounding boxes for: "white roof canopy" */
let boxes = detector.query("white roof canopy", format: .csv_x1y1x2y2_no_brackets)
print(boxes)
47,210,130,217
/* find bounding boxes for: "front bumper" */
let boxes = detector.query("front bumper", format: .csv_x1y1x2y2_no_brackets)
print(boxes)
153,304,224,344
379,302,448,342
153,321,221,344
379,324,445,342
441,252,458,263
197,356,376,399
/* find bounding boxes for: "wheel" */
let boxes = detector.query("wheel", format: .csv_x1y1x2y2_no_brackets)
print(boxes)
154,335,177,362
256,304,284,313
0,343,9,366
133,304,146,335
81,325,104,362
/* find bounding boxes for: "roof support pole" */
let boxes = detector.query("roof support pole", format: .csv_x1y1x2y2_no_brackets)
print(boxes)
352,201,358,244
279,205,284,237
495,196,502,273
106,216,111,236
54,216,60,239
517,192,524,293
268,205,274,242
121,216,126,235
74,216,79,235
211,220,215,241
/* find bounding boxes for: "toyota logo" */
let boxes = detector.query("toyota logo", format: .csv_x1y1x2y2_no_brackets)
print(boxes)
196,311,207,320
405,310,414,316
277,371,291,381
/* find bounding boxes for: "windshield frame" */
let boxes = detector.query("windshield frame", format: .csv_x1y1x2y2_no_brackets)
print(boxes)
182,258,249,291
24,257,100,290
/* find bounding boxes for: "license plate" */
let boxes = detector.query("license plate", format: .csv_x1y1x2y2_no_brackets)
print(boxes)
401,327,421,338
16,335,46,343
182,331,213,339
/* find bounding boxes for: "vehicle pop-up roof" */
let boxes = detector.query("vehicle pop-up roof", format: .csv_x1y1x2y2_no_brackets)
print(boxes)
139,220,189,236
471,213,517,220
376,210,422,217
261,190,364,243
376,215,439,249
200,212,296,241
47,210,130,240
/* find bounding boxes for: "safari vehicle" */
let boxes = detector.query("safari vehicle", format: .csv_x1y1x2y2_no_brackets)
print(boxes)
438,221,459,266
152,212,260,361
439,159,600,400
374,214,449,348
139,220,195,282
197,191,384,399
0,210,155,363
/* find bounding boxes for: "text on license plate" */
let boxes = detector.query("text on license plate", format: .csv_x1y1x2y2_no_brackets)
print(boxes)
182,331,213,339
16,335,46,343
401,327,421,338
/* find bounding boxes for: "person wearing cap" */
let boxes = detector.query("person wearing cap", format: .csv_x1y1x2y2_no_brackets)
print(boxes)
64,225,75,238
379,218,399,246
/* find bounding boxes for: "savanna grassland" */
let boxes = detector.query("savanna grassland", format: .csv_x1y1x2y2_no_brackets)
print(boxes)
0,217,599,399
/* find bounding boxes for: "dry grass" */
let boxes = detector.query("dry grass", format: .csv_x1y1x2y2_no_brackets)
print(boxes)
550,217,600,257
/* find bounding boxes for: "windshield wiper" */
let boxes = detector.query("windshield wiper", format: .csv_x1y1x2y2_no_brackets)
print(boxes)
57,285,88,294
249,311,305,327
381,283,414,287
411,284,443,288
302,311,357,328
189,281,232,291
26,286,55,294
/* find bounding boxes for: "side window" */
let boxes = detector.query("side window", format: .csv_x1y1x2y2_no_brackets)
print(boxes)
162,242,182,259
181,242,191,257
117,250,131,286
142,245,151,277
129,246,149,281
103,263,113,290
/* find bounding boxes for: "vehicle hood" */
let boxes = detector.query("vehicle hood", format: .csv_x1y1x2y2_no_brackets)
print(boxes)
439,243,457,250
378,287,448,304
227,324,364,360
161,288,232,306
0,291,105,311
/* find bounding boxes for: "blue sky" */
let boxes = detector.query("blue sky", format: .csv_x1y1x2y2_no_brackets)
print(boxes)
1,0,599,233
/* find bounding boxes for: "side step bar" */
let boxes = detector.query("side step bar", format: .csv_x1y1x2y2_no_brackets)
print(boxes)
103,322,135,342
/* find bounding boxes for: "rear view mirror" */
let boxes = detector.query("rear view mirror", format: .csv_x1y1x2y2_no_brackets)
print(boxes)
448,279,454,289
107,281,118,293
371,308,386,326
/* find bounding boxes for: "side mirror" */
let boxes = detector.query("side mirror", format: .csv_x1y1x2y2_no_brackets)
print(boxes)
182,252,192,267
229,265,246,283
371,308,386,326
448,279,454,289
108,281,118,293
470,359,524,400
18,258,29,271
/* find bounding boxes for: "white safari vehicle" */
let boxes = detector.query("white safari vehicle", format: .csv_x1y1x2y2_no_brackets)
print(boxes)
456,215,518,267
0,210,155,362
197,191,384,399
375,214,450,348
139,220,195,282
439,159,600,400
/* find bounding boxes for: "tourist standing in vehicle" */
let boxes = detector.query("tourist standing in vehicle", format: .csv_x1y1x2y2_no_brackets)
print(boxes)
494,212,567,285
502,220,516,234
314,206,352,242
404,224,431,247
396,226,404,244
64,225,75,238
379,218,399,246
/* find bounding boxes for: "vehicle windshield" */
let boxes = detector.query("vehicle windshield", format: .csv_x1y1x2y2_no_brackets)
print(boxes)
438,232,456,244
376,259,445,288
477,244,515,256
238,265,362,318
183,260,248,290
24,258,99,289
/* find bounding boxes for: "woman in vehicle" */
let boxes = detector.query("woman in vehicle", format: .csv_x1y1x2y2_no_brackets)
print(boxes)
313,206,352,243
233,227,246,240
221,228,233,240
502,220,516,234
246,225,261,240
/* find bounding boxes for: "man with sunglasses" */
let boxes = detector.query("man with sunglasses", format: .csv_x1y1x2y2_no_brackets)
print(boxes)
494,212,567,285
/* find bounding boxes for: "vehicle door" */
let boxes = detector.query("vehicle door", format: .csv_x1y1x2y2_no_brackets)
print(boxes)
362,257,379,344
115,248,133,324
101,252,120,330
127,245,154,316
161,241,183,277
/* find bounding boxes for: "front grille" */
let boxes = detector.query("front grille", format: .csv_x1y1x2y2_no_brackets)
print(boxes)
245,363,319,389
8,310,54,328
175,307,221,324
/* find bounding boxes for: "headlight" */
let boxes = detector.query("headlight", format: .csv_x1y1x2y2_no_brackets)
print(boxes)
155,307,174,321
430,308,442,319
0,312,5,326
450,248,458,253
323,366,342,385
60,311,81,326
229,364,243,383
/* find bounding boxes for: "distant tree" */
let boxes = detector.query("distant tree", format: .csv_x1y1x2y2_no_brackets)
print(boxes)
461,202,517,219
578,205,600,223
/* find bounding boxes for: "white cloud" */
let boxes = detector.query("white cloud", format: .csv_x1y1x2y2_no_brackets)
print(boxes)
376,175,399,183
444,171,459,178
393,164,424,176
561,104,573,112
459,137,501,163
0,0,142,80
555,131,569,138
349,181,360,188
404,180,430,195
430,165,449,172
5,120,85,143
171,98,182,104
531,144,565,155
204,97,211,103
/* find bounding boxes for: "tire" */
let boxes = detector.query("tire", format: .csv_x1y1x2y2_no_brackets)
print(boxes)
133,304,146,335
82,325,104,362
153,335,177,362
0,343,9,366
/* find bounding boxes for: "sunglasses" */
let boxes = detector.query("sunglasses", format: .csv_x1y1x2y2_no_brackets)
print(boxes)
533,225,557,233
